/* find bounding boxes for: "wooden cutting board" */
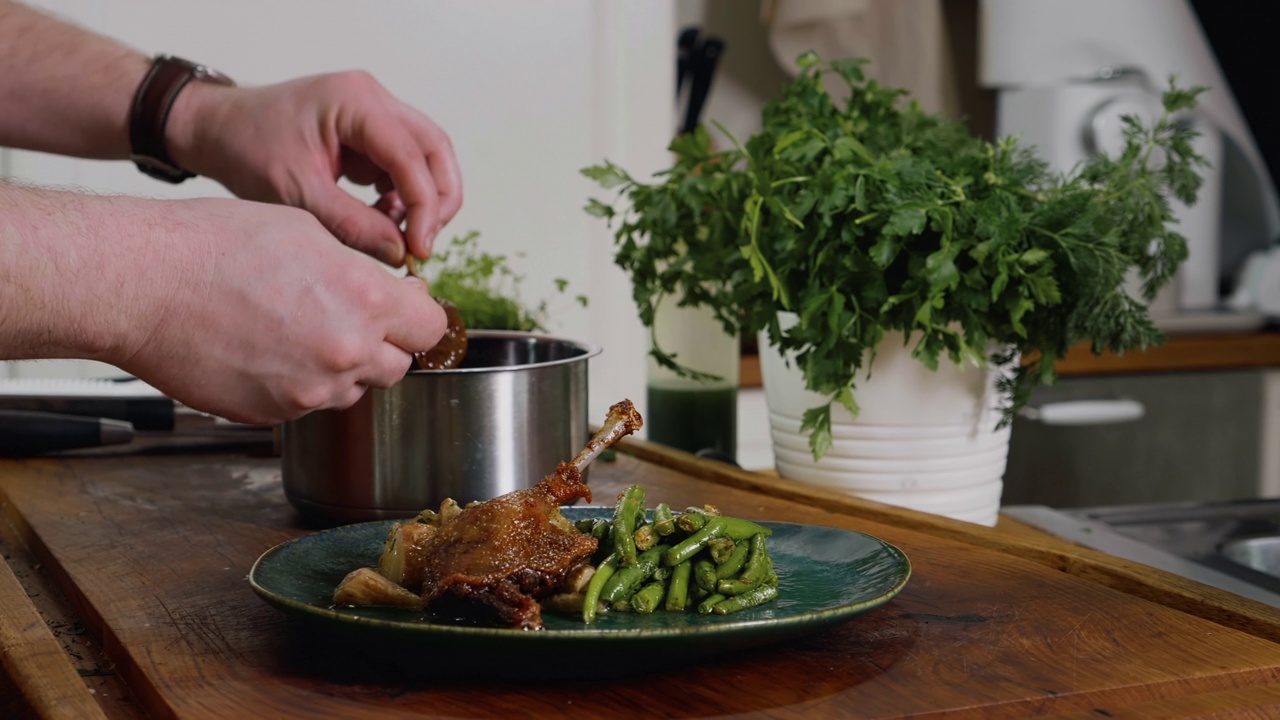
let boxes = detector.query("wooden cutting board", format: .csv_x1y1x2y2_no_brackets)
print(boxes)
1,444,1279,719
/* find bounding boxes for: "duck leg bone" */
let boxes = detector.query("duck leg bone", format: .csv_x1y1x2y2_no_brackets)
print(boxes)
569,399,644,474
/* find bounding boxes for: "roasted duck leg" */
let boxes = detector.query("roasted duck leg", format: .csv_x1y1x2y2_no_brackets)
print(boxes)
335,400,644,630
415,400,643,629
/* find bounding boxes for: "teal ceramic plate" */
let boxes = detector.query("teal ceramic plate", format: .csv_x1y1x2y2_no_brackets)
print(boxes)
249,507,910,676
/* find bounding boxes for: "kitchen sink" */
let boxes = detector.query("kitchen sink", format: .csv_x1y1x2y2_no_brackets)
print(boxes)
1004,498,1280,607
1221,537,1280,578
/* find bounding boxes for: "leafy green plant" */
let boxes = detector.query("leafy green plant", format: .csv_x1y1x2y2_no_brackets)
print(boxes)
408,231,586,332
584,52,1205,460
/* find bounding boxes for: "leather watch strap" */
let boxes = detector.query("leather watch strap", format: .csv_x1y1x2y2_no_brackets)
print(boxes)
129,55,234,184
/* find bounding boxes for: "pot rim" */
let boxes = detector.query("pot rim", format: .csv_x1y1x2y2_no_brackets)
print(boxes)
406,329,602,376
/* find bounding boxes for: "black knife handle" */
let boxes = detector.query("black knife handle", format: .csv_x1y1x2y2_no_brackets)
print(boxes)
0,396,174,431
0,410,134,457
681,37,725,135
677,26,701,98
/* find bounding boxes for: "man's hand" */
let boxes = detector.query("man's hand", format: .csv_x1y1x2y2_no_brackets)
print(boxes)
114,198,448,424
166,71,464,266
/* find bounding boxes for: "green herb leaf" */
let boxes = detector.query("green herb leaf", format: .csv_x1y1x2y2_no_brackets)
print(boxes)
884,206,928,237
415,231,583,332
800,404,833,459
583,53,1204,459
580,162,632,189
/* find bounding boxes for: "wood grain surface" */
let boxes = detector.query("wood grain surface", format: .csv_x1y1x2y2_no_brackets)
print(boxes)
0,508,143,720
0,548,107,720
2,446,1280,719
627,441,1280,647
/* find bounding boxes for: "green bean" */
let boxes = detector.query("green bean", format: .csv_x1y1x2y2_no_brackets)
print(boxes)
712,581,779,615
631,580,667,613
612,485,645,566
664,517,727,567
590,518,613,541
693,557,718,593
582,553,618,624
665,560,692,612
588,519,615,564
714,539,751,579
717,533,770,595
743,535,773,586
653,503,676,536
676,508,710,534
574,487,784,623
600,545,668,603
696,592,726,615
634,523,658,552
719,517,773,541
708,537,736,564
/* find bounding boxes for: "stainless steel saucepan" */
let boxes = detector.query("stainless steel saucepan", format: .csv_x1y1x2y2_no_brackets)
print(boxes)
281,331,601,525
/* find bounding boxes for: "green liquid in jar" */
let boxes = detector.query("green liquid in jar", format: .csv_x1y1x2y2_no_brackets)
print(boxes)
646,385,737,460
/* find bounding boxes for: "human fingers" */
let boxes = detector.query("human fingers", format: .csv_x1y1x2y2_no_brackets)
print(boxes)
374,188,406,226
299,177,406,266
337,157,409,232
340,147,383,186
401,105,464,227
317,382,372,414
383,276,448,354
359,342,414,390
338,112,442,259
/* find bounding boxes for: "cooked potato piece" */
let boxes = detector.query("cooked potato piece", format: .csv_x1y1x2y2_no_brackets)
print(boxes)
541,592,586,614
333,567,422,609
377,521,437,590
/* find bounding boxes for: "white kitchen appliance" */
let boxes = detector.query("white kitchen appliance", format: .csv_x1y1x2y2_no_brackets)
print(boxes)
980,0,1280,330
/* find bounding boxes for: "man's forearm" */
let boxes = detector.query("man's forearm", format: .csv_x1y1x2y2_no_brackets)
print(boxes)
0,0,150,159
0,182,173,363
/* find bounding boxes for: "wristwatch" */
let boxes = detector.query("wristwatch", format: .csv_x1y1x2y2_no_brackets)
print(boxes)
129,55,235,184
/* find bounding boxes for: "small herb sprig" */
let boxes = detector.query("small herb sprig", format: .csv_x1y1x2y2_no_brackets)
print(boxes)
409,231,586,332
585,53,1206,460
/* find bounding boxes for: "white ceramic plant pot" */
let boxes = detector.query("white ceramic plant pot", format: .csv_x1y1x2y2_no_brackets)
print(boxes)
758,313,1012,526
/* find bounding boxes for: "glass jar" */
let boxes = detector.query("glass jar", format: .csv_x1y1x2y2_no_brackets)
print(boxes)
645,298,739,460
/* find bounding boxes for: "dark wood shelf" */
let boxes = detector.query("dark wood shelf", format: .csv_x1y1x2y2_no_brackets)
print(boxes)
739,331,1280,388
1052,331,1280,376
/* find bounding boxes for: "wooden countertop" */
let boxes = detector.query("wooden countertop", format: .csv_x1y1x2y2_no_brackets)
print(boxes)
2,435,1280,718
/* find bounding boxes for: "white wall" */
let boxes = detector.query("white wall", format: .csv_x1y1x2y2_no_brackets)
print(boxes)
2,0,675,424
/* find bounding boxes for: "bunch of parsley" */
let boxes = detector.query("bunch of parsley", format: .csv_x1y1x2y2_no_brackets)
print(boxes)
410,231,586,332
584,53,1205,459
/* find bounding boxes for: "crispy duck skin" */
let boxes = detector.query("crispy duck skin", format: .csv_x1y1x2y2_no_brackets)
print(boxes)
416,400,644,630
416,465,597,629
334,400,644,630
